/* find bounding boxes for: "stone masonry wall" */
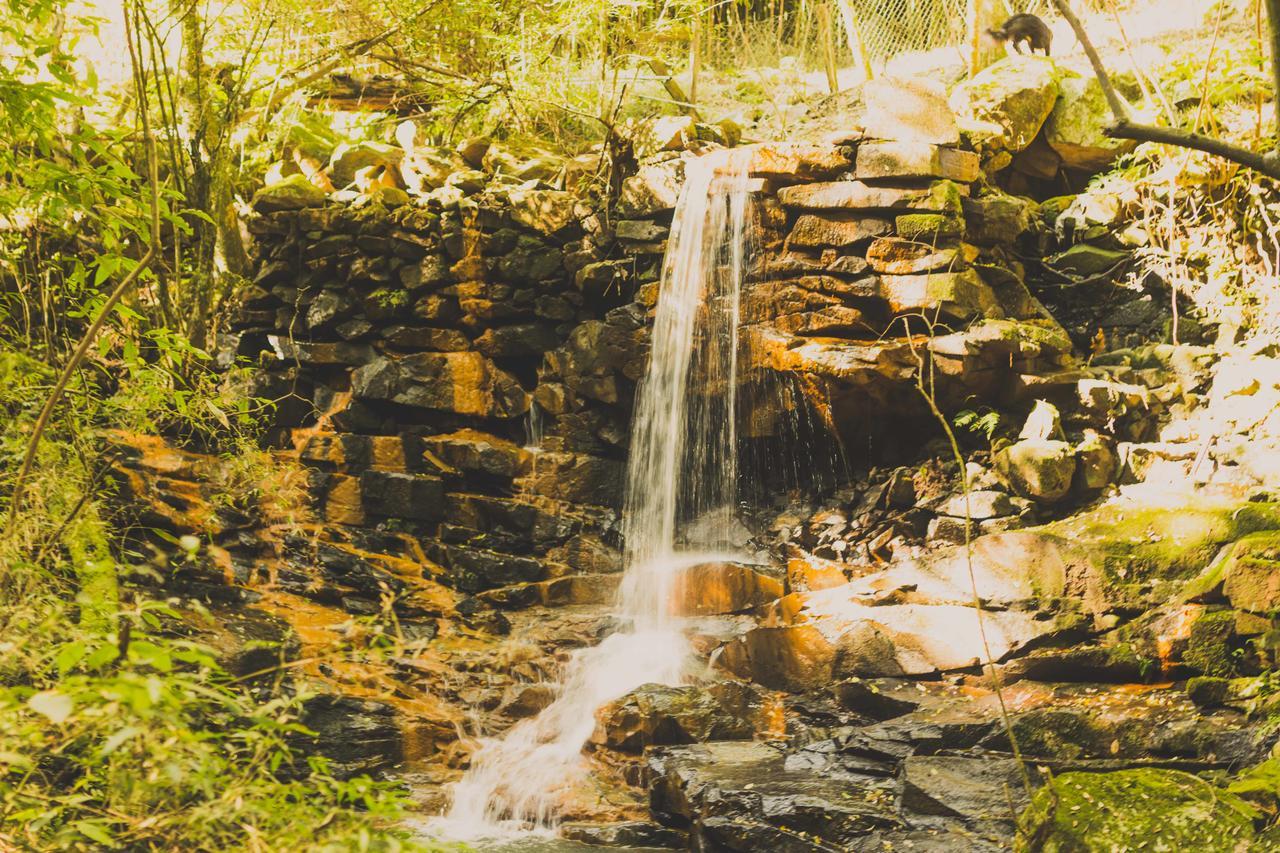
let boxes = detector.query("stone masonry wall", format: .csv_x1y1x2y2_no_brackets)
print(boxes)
229,97,1085,606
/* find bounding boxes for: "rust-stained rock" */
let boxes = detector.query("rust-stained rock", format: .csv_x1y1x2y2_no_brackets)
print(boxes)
350,351,528,418
718,624,835,692
772,305,879,337
513,451,624,507
674,562,785,616
788,214,893,249
323,474,366,525
423,429,531,479
538,573,622,606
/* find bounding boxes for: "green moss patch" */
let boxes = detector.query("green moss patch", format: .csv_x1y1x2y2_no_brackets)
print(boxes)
1017,768,1259,852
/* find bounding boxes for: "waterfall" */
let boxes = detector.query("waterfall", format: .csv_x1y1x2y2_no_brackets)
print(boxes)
430,147,754,839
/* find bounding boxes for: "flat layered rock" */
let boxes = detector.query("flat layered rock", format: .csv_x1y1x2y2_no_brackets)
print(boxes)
779,180,965,212
422,428,531,479
878,269,997,320
647,741,901,849
788,214,893,248
747,144,854,180
350,351,528,418
867,237,965,274
855,141,980,183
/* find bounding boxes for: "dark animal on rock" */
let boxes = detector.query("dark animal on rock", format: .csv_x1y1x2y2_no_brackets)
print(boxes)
988,13,1052,56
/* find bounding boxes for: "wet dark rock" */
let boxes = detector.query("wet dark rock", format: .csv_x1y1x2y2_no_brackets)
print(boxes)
647,741,902,850
594,682,760,752
294,694,402,779
833,678,925,720
899,754,1037,829
427,542,547,592
560,821,687,849
359,470,445,521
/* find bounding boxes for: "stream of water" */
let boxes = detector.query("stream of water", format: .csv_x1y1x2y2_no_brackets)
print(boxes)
428,147,755,841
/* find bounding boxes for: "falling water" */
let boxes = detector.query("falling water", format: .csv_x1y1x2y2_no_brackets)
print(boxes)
430,147,755,840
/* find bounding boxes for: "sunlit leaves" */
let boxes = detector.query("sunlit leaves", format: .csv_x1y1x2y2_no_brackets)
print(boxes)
27,689,73,723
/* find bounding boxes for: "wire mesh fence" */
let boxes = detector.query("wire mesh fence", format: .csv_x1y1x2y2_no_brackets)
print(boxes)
846,0,1104,65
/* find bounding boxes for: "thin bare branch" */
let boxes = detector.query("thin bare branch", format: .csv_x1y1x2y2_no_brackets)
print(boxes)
1049,0,1280,180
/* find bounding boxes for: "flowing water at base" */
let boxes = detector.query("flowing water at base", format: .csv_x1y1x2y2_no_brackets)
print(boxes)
426,148,755,842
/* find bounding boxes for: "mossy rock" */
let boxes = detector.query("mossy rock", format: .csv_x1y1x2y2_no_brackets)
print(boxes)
252,174,328,212
896,212,964,242
1016,768,1259,852
993,438,1076,503
1044,74,1138,171
1010,499,1280,616
949,55,1062,158
1048,500,1280,593
1219,531,1280,615
1183,609,1239,677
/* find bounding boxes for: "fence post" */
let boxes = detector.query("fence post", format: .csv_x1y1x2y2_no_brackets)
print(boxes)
833,0,874,81
817,3,840,94
968,0,985,75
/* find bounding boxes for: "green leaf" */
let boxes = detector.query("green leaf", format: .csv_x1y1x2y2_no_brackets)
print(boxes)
0,750,33,769
28,690,73,723
55,640,88,675
85,643,119,669
128,640,173,673
74,820,115,846
100,725,142,756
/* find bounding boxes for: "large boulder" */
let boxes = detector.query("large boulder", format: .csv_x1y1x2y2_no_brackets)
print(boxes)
593,682,759,752
504,188,579,237
860,78,961,146
1215,531,1280,615
1045,75,1138,171
252,174,327,212
328,141,404,187
673,562,784,616
994,438,1077,503
949,56,1061,163
617,157,686,217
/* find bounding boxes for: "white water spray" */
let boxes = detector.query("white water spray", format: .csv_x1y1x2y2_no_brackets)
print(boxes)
430,147,755,840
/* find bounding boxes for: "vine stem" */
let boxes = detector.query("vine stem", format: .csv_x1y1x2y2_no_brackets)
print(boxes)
4,0,162,539
903,320,1034,806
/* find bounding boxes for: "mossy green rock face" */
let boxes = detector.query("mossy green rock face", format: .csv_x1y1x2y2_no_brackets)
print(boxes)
949,55,1061,157
1045,75,1137,171
1219,530,1280,614
1017,769,1258,852
896,212,964,241
252,174,328,212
